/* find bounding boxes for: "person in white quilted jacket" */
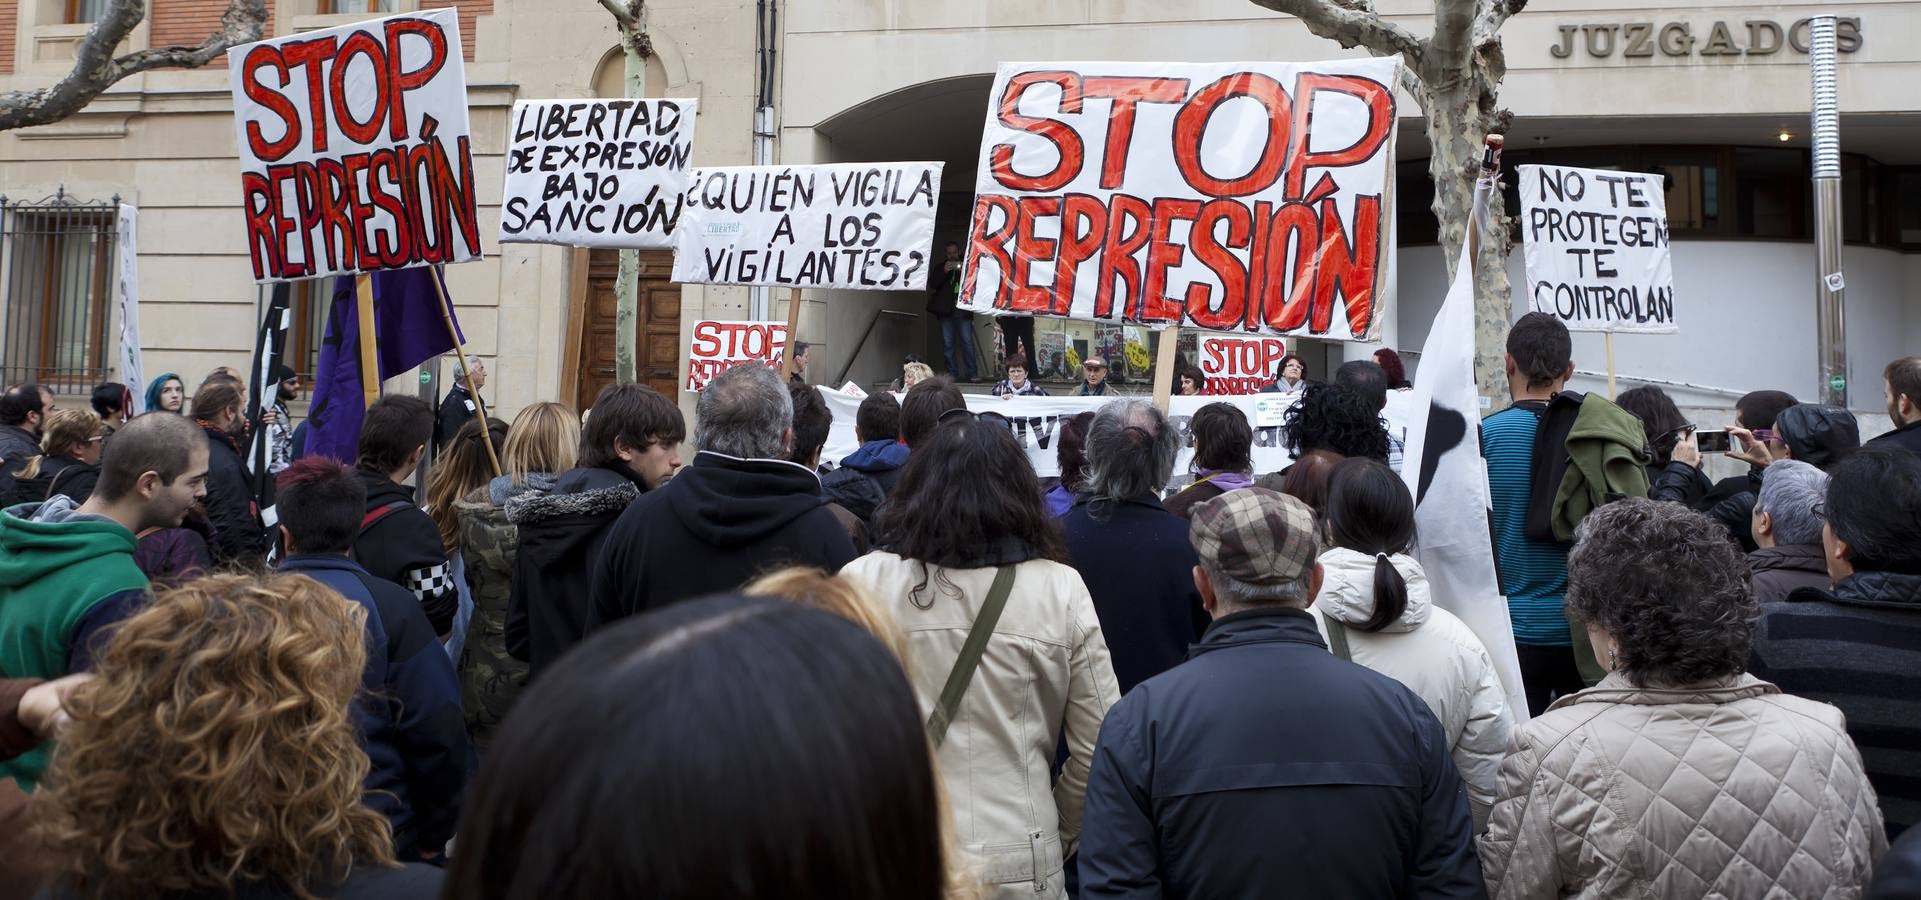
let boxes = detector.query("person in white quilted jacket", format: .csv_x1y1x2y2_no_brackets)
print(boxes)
1309,458,1514,830
1481,499,1887,900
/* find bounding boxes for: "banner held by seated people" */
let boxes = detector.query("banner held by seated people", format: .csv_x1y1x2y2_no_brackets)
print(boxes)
958,59,1400,340
499,98,700,249
228,9,481,283
1198,334,1287,394
672,162,944,290
1519,163,1678,333
686,320,789,391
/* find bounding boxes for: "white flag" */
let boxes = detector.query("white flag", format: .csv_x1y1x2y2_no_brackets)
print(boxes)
1401,227,1529,723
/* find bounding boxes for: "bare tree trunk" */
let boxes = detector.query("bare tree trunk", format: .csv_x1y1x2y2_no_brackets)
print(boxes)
0,0,267,131
599,0,651,384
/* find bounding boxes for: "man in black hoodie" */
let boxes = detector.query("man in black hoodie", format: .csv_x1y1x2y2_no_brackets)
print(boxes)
506,383,685,674
587,364,857,630
352,396,458,637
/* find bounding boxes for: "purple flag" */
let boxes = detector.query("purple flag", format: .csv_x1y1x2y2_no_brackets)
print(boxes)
305,268,466,463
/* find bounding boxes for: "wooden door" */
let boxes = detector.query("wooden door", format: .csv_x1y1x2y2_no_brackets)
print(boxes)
574,249,682,411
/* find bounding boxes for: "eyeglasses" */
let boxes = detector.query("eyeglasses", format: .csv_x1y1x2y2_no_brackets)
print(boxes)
1751,429,1780,444
939,407,1015,431
1654,423,1696,447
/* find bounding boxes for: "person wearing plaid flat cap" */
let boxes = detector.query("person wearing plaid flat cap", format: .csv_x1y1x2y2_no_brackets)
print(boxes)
1078,488,1486,900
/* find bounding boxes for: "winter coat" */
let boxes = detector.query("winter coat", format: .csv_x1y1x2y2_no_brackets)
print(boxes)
1479,672,1886,899
586,452,857,633
821,439,909,523
504,464,644,674
434,383,477,452
1058,494,1206,695
352,470,457,636
1751,570,1921,838
1870,825,1921,900
35,863,444,900
7,457,98,508
1160,472,1254,520
134,510,214,586
1746,544,1830,606
1550,395,1651,541
1866,418,1921,456
1309,548,1514,829
278,555,473,857
1778,404,1861,470
1079,607,1484,900
0,426,39,471
0,497,149,789
991,379,1048,397
455,475,545,749
1645,459,1711,506
1700,468,1764,553
842,550,1120,900
198,422,264,567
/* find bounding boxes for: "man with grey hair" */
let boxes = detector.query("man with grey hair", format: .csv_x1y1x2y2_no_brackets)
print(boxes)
434,355,488,452
585,363,856,631
1747,459,1832,604
1080,488,1482,899
1060,399,1205,693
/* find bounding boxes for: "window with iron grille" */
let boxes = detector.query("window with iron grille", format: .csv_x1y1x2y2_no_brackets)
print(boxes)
0,193,119,394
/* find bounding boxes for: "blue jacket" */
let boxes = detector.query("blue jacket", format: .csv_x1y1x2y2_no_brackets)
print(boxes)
279,555,473,855
1079,607,1486,900
822,440,910,524
1059,494,1207,695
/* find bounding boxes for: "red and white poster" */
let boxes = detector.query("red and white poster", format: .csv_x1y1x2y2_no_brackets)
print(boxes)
685,320,789,392
959,59,1399,341
1198,334,1288,394
228,8,481,283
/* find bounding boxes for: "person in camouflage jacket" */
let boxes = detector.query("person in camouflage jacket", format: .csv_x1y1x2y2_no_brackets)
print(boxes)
455,473,553,750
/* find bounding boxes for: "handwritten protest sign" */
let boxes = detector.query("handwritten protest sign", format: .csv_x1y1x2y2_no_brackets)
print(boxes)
1198,334,1287,394
499,99,699,249
1519,164,1677,333
228,9,479,283
686,320,789,391
959,59,1399,340
672,162,943,290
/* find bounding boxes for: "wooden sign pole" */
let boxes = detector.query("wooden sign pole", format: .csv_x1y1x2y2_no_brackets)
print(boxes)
780,287,803,381
354,274,380,408
1605,332,1618,399
1152,326,1183,412
431,267,502,478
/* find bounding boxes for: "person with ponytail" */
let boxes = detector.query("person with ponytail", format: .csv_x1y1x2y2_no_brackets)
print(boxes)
1311,457,1515,830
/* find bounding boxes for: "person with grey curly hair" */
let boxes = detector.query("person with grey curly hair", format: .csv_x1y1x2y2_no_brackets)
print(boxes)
1480,499,1885,899
1061,399,1206,694
585,364,856,633
1747,459,1831,605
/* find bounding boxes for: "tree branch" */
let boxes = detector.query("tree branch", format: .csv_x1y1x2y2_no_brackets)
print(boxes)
1474,0,1528,44
1424,0,1476,89
596,0,652,59
0,0,266,132
1247,0,1425,71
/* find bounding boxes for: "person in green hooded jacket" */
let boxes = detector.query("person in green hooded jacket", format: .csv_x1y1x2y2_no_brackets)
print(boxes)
0,412,207,790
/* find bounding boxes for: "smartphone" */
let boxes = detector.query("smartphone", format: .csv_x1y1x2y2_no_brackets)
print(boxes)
1696,430,1732,453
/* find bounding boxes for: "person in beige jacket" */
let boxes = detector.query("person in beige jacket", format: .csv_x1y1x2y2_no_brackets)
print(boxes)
842,412,1120,900
1481,500,1886,899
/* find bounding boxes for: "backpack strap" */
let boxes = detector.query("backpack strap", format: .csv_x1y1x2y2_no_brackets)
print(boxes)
1324,615,1354,662
360,499,413,533
925,565,1018,748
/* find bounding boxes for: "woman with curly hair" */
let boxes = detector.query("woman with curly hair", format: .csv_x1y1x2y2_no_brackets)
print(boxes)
32,573,441,899
1479,499,1885,899
1282,383,1389,465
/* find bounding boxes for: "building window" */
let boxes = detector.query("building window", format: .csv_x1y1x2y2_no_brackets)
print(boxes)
65,0,107,24
285,278,335,392
316,0,399,13
1733,147,1807,239
0,196,117,392
1898,169,1921,250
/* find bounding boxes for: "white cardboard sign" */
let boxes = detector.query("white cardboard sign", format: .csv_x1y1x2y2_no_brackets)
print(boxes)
686,320,789,392
228,8,479,283
499,98,700,249
1519,164,1677,333
672,162,944,290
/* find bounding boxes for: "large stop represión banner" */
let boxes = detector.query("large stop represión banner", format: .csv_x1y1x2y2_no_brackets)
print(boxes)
228,8,480,283
959,59,1400,341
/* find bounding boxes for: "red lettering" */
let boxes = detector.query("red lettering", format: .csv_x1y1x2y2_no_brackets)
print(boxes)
1284,73,1394,201
312,158,353,274
242,46,302,162
1184,199,1252,330
1172,73,1291,197
1093,194,1151,320
692,321,722,356
1260,202,1319,332
962,195,1019,311
280,37,339,154
1052,194,1106,316
1081,76,1189,190
989,71,1085,193
265,165,307,278
1311,194,1380,335
1009,196,1060,313
329,31,390,145
1141,198,1199,323
342,152,379,270
364,148,412,268
384,18,449,141
241,172,282,280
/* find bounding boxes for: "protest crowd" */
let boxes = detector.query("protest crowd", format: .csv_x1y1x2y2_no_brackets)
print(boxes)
0,322,1914,900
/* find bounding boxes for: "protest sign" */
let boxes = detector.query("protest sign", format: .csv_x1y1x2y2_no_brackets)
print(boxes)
114,204,144,412
228,8,479,283
686,320,789,391
959,59,1400,340
499,99,699,249
819,388,1295,477
672,162,944,290
1519,164,1677,333
1198,334,1287,394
